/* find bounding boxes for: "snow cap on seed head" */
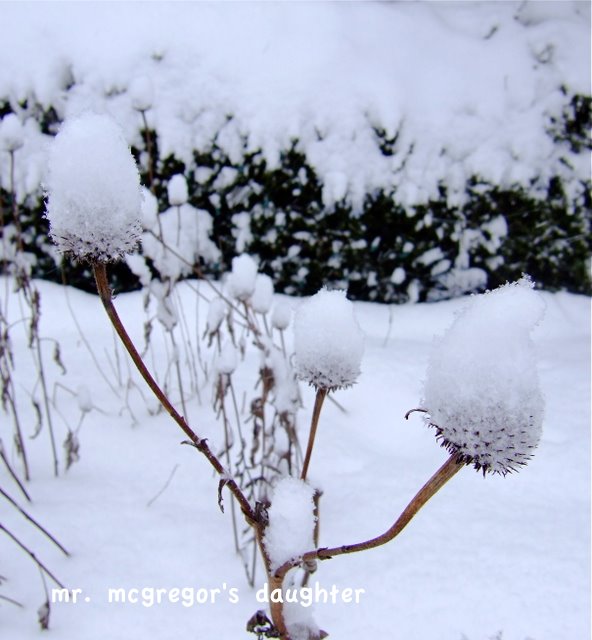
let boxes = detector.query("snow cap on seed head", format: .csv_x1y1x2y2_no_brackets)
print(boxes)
167,173,188,206
227,253,258,301
44,113,142,263
271,301,291,331
250,273,274,314
0,113,25,152
129,75,154,112
294,287,364,390
421,276,545,475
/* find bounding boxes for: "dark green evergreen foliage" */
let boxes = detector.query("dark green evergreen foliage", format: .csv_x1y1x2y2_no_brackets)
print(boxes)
0,101,12,119
0,93,590,302
476,177,591,295
549,91,592,153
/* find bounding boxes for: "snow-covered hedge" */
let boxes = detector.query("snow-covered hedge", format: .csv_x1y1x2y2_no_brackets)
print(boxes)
0,2,590,301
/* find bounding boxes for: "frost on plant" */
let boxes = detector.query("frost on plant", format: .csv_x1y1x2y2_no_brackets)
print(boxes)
294,288,364,390
421,277,545,475
44,113,142,263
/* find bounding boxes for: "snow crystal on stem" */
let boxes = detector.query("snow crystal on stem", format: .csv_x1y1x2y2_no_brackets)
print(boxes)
44,113,142,262
294,288,364,390
422,277,545,475
263,477,316,573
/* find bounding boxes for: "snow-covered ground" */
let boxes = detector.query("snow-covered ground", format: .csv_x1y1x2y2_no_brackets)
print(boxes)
1,278,589,640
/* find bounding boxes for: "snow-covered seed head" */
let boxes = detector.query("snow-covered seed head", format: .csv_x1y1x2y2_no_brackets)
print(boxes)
206,297,228,336
0,113,25,152
129,75,154,112
294,287,364,391
271,301,291,331
227,253,258,301
216,342,238,375
421,277,545,475
167,173,188,206
250,273,274,314
44,113,142,263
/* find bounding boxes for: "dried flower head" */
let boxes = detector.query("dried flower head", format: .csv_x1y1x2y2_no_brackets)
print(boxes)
294,287,364,391
421,277,545,475
44,113,142,263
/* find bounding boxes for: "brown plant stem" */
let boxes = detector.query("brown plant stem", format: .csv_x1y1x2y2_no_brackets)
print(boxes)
92,262,255,523
0,441,31,501
0,523,66,589
300,387,327,482
277,452,463,579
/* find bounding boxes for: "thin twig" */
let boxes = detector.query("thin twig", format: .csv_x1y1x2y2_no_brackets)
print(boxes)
0,442,31,502
277,453,464,578
0,486,69,556
0,523,66,589
92,262,255,522
146,464,179,507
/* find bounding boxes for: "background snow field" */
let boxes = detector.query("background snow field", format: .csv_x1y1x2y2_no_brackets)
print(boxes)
0,280,589,640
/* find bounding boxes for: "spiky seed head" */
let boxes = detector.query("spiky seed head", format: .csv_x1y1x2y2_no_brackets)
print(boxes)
421,277,545,475
44,113,142,263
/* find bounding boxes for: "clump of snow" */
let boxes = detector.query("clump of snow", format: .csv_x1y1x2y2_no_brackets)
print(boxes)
129,75,154,112
167,173,188,206
263,477,316,572
271,301,292,331
422,276,546,475
283,599,323,640
0,113,24,151
44,113,142,262
125,253,151,287
294,288,364,390
390,267,406,285
206,297,227,336
227,254,258,301
216,341,238,375
231,211,253,253
139,187,159,229
265,346,300,417
149,279,178,330
250,274,274,314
